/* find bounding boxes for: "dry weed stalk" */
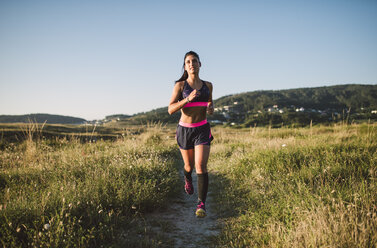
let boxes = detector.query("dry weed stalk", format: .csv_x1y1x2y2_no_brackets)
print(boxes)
20,118,46,163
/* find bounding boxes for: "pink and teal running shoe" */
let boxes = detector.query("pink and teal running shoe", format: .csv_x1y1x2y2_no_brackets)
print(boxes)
195,201,206,218
184,177,194,195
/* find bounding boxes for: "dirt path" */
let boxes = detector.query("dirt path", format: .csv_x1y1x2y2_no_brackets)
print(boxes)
146,166,220,247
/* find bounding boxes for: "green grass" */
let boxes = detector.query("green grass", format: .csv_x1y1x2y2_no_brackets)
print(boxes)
2,122,376,247
0,125,180,247
209,124,377,248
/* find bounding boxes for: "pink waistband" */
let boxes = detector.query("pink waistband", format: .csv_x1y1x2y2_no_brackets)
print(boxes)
183,102,208,108
179,119,208,128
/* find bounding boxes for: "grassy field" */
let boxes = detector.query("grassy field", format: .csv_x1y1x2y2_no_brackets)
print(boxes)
0,122,145,143
1,122,376,247
209,123,376,247
0,123,180,247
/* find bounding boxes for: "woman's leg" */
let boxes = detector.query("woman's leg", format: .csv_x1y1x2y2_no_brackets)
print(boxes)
180,148,195,173
195,145,210,203
194,144,210,173
180,148,195,194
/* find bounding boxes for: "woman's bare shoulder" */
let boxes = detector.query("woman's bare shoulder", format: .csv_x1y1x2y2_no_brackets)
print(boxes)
202,80,213,89
175,81,186,88
173,81,185,91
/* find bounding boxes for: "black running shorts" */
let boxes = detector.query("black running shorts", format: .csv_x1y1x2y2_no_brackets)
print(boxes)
176,122,213,150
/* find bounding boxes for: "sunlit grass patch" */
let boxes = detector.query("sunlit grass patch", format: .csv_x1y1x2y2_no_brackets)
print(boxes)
209,124,377,247
0,125,179,247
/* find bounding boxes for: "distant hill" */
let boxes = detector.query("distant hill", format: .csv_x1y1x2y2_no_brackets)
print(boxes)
215,84,377,111
122,84,377,126
105,114,131,120
0,114,86,124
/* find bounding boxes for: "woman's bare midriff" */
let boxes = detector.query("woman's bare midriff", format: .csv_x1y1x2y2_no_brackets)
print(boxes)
180,107,207,123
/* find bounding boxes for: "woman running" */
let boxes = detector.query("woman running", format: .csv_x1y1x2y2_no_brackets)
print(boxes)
168,51,214,218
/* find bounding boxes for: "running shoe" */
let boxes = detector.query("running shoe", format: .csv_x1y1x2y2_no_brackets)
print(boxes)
195,201,206,218
184,177,194,195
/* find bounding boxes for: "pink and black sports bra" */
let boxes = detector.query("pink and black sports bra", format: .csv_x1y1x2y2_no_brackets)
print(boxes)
182,81,210,108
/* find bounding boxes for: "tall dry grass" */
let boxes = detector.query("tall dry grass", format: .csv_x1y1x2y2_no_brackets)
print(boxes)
209,123,376,247
0,123,180,247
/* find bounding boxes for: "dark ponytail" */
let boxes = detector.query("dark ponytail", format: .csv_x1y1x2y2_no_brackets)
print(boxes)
175,51,200,83
176,70,188,83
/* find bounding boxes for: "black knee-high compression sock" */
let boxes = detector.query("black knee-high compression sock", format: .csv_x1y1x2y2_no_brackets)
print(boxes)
197,173,208,203
184,169,193,181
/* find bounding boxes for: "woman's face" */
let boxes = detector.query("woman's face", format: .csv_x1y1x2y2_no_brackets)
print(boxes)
184,55,201,74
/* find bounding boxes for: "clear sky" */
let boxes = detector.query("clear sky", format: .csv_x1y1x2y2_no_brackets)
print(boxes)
1,0,376,120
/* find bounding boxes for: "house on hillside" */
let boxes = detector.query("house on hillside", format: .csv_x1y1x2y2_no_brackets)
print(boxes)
215,102,243,119
267,105,284,113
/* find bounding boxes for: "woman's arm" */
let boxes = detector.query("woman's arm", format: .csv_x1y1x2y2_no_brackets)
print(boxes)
168,83,185,115
206,82,214,115
168,82,200,115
